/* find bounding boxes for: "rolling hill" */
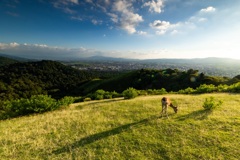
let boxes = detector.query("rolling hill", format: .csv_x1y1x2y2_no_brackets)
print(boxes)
0,60,97,100
0,56,19,66
0,93,239,159
1,58,240,101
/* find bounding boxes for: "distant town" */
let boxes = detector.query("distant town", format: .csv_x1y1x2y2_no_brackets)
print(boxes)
65,57,240,78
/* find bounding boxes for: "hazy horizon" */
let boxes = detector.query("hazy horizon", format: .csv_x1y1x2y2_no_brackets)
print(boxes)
0,0,240,60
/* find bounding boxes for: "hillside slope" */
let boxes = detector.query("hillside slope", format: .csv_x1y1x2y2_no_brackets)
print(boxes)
0,56,19,66
1,60,240,101
80,68,232,94
0,93,239,159
0,60,97,100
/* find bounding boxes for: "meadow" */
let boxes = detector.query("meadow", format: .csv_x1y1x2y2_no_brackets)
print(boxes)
0,93,240,160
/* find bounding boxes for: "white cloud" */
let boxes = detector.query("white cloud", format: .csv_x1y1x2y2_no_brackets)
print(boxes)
85,0,92,4
111,0,144,34
170,30,179,35
0,42,168,60
156,30,166,35
119,12,143,34
150,20,177,35
112,0,130,12
137,31,147,35
70,16,82,21
92,19,103,25
33,44,48,48
52,0,79,14
143,0,164,13
150,20,171,30
200,6,216,13
70,0,79,4
0,42,125,60
51,0,144,34
107,13,118,23
9,42,20,47
149,6,217,36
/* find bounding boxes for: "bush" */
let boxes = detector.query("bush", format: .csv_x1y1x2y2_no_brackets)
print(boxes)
178,87,196,94
83,97,91,102
154,88,168,95
122,87,138,99
111,91,121,98
103,91,112,99
202,96,223,111
58,96,75,106
196,84,217,93
1,95,60,119
90,89,105,100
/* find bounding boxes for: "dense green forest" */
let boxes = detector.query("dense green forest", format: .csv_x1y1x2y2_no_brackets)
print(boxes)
1,60,240,102
0,60,98,100
0,56,19,66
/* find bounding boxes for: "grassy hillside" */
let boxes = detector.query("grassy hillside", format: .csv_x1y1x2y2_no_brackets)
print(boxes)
0,93,240,159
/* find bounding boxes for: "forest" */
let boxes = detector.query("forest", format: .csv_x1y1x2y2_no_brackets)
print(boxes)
1,59,240,102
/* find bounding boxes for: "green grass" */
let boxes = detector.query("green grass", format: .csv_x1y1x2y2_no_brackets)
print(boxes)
0,93,240,159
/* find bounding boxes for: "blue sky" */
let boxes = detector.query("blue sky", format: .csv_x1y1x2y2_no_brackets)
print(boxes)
0,0,240,60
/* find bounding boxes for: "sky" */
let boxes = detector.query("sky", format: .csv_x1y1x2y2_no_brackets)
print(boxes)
0,0,240,60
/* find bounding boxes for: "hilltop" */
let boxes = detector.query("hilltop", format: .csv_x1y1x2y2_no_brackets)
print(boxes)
0,94,239,159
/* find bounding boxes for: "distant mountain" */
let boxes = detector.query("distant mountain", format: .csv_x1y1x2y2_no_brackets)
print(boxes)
141,57,240,64
63,56,240,65
0,53,30,62
0,56,19,66
77,56,137,62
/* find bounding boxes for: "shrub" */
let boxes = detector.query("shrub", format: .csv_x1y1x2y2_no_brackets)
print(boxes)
91,89,105,100
1,95,77,120
111,91,121,98
178,87,196,94
58,96,75,106
122,87,138,99
216,84,229,92
83,97,91,102
1,95,59,119
103,91,112,99
154,88,168,95
138,90,148,96
196,84,217,93
73,97,84,103
202,96,223,111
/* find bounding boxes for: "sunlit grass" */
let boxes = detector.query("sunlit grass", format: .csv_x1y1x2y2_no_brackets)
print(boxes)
0,93,240,159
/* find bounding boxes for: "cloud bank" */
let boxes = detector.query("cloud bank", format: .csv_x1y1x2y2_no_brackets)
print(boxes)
49,0,166,34
0,42,172,60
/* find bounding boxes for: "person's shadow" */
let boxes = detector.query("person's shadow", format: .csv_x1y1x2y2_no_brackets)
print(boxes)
52,116,157,155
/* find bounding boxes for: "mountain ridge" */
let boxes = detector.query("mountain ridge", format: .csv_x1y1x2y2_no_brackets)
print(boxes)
1,52,240,63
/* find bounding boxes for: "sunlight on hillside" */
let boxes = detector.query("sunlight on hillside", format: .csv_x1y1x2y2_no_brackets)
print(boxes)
0,93,240,159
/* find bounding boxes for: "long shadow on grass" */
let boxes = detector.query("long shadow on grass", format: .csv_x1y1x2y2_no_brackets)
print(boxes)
52,116,157,155
76,98,125,110
177,109,212,121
